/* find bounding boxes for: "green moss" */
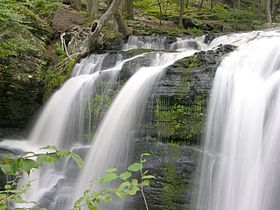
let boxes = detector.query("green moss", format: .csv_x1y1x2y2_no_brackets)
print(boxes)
154,95,206,143
162,144,185,210
43,56,77,99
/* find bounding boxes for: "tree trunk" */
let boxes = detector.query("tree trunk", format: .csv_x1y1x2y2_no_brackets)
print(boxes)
114,8,132,35
199,0,204,9
88,0,132,49
156,0,163,25
73,0,81,10
233,0,240,8
179,0,184,28
125,0,134,18
266,0,273,23
210,0,215,9
87,0,99,16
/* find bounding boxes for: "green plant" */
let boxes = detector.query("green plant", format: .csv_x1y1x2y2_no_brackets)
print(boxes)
0,146,83,209
73,153,155,210
0,149,154,210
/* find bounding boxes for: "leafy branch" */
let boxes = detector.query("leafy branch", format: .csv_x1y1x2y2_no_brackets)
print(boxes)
73,153,155,210
0,146,83,209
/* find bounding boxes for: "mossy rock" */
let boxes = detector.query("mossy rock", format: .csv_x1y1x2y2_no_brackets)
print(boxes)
151,44,236,144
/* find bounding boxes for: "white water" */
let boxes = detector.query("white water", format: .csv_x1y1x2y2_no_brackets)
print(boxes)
71,50,197,209
2,30,280,210
123,35,167,50
195,32,280,210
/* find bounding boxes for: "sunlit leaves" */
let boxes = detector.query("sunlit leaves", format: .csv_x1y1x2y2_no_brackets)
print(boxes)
73,153,155,210
0,146,83,208
128,163,143,172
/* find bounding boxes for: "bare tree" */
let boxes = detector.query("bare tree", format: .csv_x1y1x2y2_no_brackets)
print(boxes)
210,0,215,9
199,0,204,9
88,0,132,48
125,0,134,18
87,0,99,16
233,0,240,8
266,0,273,23
179,0,184,27
73,0,81,10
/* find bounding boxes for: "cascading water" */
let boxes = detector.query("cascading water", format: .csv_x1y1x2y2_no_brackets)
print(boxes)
71,51,198,210
2,30,279,210
194,31,280,210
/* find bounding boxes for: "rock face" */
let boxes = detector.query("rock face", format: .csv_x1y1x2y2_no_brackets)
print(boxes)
0,50,45,129
131,139,200,210
127,44,236,210
148,44,236,143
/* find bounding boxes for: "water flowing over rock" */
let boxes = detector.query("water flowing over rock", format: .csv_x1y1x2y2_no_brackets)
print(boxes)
194,31,280,210
2,30,280,210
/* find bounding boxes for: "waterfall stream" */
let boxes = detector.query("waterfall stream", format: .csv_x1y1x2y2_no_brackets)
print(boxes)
194,31,280,210
2,30,280,210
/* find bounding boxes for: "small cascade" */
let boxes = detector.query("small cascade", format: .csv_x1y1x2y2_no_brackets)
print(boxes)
71,51,198,209
123,35,167,50
194,32,280,210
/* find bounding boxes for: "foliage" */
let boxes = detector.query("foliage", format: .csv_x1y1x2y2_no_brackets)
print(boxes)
0,149,154,210
73,153,154,210
133,0,267,34
0,0,60,58
154,95,206,142
43,55,77,99
0,146,83,209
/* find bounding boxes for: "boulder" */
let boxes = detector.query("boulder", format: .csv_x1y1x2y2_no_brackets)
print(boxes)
51,8,84,33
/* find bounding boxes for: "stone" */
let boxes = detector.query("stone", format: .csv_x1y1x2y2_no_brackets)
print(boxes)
51,8,84,33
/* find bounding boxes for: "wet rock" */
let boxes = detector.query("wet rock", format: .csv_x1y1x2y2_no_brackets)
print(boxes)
131,138,201,210
147,45,236,143
120,53,153,80
204,33,217,44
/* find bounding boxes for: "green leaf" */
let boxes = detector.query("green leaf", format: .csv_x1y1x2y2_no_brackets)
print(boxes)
100,173,118,184
0,205,6,210
141,180,150,187
128,163,143,172
119,171,132,180
36,154,47,165
41,145,57,150
71,153,83,168
22,159,39,174
127,186,139,195
46,154,60,163
87,202,97,210
4,184,11,190
115,190,126,200
0,164,13,175
0,193,6,200
118,181,131,191
101,194,113,203
142,175,155,179
141,153,151,157
10,194,26,203
105,168,117,173
57,149,71,157
131,179,139,186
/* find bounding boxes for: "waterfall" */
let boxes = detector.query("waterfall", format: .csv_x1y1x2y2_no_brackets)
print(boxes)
194,32,280,210
2,30,279,210
71,51,198,209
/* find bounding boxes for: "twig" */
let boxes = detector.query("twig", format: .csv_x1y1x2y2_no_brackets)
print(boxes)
60,32,71,59
140,167,149,210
